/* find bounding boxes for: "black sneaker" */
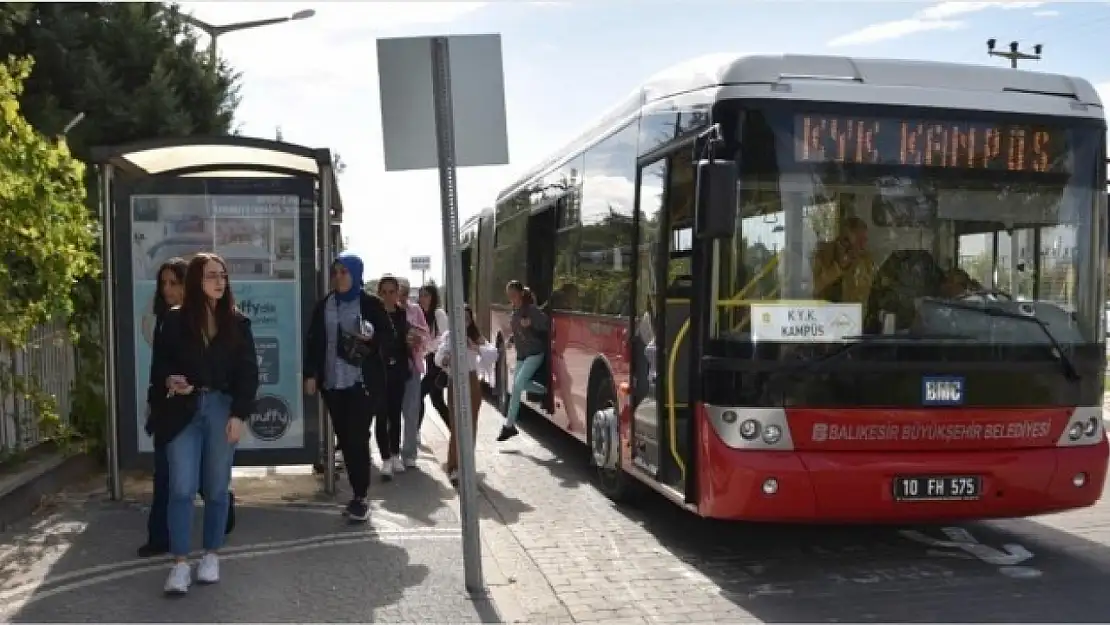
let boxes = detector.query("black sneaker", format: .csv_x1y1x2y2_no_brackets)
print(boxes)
344,498,370,522
496,425,519,442
137,542,169,558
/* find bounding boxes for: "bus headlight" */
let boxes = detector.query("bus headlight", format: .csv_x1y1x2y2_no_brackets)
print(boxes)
1068,422,1084,441
762,424,783,444
1084,417,1100,438
721,410,739,424
739,419,760,440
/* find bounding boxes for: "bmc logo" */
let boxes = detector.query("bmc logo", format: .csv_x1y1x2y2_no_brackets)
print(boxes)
923,376,965,406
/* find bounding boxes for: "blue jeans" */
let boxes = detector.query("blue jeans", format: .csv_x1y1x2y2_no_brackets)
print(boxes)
401,375,422,461
166,391,237,557
506,353,545,428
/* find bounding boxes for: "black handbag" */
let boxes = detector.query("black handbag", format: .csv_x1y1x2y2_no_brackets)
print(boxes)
149,388,198,436
338,322,373,367
336,296,373,367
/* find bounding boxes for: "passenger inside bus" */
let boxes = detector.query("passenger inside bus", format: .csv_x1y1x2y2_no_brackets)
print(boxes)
811,216,876,307
865,248,946,333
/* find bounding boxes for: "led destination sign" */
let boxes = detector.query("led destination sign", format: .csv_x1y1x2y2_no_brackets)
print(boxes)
794,114,1069,174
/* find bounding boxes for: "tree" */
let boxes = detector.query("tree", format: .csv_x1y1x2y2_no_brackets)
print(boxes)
0,3,241,452
0,2,239,159
0,55,98,444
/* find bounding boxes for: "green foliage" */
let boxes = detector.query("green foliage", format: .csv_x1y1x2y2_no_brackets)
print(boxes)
0,57,97,341
0,2,240,160
0,55,98,449
0,3,241,456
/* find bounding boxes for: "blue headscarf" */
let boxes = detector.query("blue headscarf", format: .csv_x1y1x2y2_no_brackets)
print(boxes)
334,252,364,302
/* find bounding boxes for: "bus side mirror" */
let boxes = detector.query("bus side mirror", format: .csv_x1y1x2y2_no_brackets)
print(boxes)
694,158,738,239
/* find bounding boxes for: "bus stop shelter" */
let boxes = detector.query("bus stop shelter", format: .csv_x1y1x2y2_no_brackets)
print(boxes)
90,136,344,500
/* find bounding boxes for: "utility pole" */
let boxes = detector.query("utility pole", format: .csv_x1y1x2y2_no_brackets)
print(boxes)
986,39,1042,69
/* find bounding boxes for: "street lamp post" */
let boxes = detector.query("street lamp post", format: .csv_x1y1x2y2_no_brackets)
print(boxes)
182,9,316,67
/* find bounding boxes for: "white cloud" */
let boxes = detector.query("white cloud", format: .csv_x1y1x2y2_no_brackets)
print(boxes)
828,1,1043,48
1032,9,1059,16
579,174,638,220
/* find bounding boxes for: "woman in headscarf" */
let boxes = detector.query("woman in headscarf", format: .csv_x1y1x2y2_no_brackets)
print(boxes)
303,253,396,521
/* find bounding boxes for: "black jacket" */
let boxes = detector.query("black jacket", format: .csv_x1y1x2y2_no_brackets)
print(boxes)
148,307,259,444
304,291,400,392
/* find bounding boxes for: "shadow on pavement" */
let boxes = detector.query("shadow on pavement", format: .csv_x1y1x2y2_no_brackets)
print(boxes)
373,465,453,527
0,463,508,624
507,403,1110,623
475,476,535,526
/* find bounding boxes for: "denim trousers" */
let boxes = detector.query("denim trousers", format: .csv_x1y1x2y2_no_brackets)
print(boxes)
506,353,545,427
166,391,237,557
401,374,422,461
147,443,171,548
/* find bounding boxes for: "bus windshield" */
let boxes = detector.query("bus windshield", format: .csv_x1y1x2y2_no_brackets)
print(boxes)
713,105,1105,348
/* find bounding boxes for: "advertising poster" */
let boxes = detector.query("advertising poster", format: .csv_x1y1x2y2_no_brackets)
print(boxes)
130,193,304,452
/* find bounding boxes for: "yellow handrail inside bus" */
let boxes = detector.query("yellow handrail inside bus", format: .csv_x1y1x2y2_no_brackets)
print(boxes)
666,318,690,481
663,253,779,482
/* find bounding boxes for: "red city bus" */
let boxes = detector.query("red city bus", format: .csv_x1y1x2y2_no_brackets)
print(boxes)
466,53,1108,522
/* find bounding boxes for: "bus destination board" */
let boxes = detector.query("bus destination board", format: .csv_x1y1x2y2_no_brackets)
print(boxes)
794,114,1069,174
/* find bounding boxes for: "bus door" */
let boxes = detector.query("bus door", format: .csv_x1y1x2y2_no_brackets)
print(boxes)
631,150,696,493
459,244,473,304
525,199,559,413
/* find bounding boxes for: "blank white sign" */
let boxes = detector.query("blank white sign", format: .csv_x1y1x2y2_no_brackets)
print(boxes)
377,34,510,172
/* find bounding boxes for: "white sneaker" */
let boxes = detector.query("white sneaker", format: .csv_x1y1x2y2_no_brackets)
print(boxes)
196,553,220,584
393,456,405,473
164,562,191,595
381,458,393,480
404,457,418,469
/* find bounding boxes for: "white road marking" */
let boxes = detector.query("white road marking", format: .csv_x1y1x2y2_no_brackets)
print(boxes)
0,529,457,615
902,527,1038,570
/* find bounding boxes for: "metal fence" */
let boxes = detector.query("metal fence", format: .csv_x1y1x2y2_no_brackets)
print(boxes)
0,321,76,456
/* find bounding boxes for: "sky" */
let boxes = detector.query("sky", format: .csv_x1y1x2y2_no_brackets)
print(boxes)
179,0,1110,286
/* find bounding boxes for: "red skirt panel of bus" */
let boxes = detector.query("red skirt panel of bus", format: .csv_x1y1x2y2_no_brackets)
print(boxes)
695,406,1108,523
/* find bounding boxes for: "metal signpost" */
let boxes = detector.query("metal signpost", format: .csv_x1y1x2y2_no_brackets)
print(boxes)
377,33,509,595
411,254,432,285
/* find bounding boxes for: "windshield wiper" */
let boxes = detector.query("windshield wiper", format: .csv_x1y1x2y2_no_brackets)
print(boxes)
929,299,1080,381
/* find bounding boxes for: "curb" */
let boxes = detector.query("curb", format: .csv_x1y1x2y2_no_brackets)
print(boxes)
425,411,534,623
0,450,99,532
425,403,569,624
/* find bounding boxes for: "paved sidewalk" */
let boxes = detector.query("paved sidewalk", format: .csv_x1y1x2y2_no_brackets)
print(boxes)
0,416,530,623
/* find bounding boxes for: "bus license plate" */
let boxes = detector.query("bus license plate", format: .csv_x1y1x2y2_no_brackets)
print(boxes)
893,475,981,501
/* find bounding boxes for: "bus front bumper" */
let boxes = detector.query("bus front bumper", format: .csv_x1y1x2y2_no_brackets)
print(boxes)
696,437,1109,523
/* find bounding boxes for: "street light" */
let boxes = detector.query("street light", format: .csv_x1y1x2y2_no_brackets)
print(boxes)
182,9,317,67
